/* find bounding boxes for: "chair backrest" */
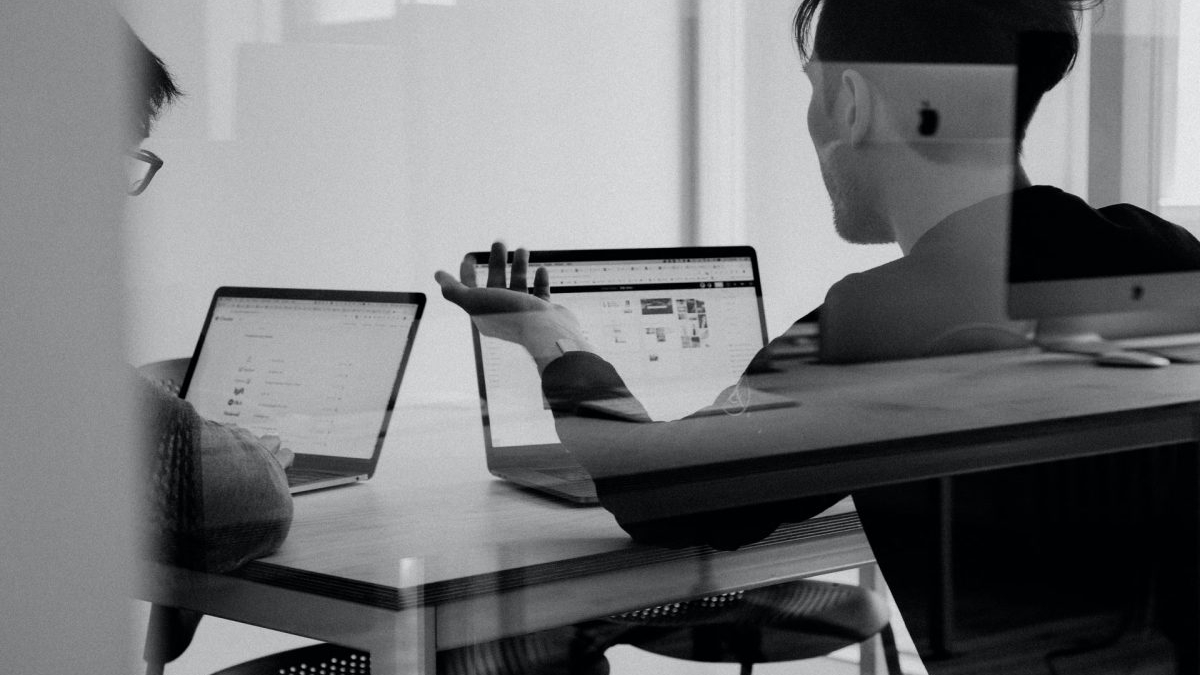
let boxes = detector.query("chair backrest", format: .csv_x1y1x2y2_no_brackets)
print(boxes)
136,357,191,395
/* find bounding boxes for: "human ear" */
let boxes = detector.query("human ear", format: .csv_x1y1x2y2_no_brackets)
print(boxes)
840,69,872,147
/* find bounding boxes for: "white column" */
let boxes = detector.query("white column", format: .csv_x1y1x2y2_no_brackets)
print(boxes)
694,0,748,246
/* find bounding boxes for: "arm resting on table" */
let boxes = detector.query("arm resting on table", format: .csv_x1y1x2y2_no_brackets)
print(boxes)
542,351,842,550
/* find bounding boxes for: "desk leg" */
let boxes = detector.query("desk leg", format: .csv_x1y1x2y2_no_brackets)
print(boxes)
1156,426,1200,674
1185,422,1200,674
367,606,435,675
930,476,955,658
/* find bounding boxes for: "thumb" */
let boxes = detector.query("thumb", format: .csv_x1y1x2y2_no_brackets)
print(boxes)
434,270,467,303
274,446,295,469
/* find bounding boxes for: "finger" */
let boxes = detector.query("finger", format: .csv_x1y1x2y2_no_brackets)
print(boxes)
510,248,529,292
435,270,469,304
459,254,478,288
533,266,551,301
275,446,295,469
226,424,255,441
487,241,508,288
258,434,282,450
436,270,501,316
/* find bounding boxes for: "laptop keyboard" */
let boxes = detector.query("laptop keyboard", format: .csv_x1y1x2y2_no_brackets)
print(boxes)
286,467,348,488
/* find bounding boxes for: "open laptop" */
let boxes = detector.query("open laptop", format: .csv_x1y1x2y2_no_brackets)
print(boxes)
179,287,425,493
470,247,778,504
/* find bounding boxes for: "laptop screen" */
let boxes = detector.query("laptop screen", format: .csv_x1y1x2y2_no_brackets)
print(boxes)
183,293,420,460
474,250,766,448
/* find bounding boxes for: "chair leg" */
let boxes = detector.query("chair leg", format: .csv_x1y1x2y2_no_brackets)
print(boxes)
880,624,903,675
739,664,753,675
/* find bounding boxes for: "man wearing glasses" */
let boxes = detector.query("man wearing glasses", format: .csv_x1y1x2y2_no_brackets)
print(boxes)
126,148,162,197
122,15,293,575
123,19,296,668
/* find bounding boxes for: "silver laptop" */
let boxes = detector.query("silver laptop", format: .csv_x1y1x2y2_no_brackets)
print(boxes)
180,287,425,493
470,247,775,504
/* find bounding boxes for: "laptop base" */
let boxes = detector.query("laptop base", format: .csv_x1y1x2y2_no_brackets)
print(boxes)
491,468,599,505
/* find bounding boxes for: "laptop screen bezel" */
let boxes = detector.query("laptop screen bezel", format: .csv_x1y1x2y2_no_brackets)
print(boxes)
178,286,426,478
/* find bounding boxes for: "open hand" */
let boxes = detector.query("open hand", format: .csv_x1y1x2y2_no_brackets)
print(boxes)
435,241,593,373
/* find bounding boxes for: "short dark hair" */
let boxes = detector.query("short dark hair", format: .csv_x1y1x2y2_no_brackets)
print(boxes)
121,18,182,140
793,0,1104,142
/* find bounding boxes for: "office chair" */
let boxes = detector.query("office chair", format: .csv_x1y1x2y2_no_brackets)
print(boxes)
138,357,191,395
206,631,611,675
605,578,901,675
183,578,899,675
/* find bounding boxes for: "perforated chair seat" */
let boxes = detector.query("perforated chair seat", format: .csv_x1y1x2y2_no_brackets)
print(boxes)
210,644,370,675
208,627,611,675
604,579,899,673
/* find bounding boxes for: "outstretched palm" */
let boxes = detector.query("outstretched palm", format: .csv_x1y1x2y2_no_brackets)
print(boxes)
435,242,590,373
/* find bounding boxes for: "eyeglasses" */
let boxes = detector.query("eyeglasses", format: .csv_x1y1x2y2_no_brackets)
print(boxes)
124,148,164,196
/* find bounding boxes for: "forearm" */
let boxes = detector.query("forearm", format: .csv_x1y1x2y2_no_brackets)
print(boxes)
139,376,293,572
195,420,293,571
541,352,841,550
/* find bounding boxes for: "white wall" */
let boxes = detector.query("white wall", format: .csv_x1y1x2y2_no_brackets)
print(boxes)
1,4,135,673
124,0,690,411
123,0,919,378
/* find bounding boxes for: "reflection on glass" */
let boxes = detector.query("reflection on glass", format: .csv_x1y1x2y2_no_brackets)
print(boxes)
312,0,396,25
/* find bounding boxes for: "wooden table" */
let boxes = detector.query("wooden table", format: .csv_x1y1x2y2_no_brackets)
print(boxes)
141,348,1200,674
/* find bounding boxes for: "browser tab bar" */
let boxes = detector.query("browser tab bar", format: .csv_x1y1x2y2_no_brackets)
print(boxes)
476,257,755,288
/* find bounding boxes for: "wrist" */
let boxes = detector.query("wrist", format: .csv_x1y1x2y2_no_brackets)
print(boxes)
531,334,596,376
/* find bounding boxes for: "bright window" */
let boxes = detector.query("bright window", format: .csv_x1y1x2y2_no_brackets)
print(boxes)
1160,0,1200,207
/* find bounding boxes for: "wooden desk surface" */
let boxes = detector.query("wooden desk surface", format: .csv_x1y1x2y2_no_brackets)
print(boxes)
575,347,1200,471
222,394,869,650
569,348,1200,518
145,347,1200,664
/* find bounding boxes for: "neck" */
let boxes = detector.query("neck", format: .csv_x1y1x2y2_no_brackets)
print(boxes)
886,161,1027,255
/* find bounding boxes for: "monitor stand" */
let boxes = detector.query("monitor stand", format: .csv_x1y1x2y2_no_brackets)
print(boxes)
1032,317,1119,355
1034,311,1200,355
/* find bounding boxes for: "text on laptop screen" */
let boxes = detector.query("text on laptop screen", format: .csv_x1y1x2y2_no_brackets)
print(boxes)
476,256,763,447
185,297,418,459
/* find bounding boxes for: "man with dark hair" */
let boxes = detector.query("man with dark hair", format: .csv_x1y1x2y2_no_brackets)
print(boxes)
790,0,1200,362
793,0,1092,143
438,0,1193,544
121,17,182,144
436,1,1198,669
122,13,292,577
123,20,295,671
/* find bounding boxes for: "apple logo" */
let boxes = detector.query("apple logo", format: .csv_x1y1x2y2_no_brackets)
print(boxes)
1131,284,1145,301
918,100,939,137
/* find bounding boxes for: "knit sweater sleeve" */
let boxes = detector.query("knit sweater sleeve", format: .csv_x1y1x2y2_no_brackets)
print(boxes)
137,372,293,573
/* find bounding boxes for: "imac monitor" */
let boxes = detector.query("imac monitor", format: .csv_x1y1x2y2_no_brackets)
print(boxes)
1006,33,1200,351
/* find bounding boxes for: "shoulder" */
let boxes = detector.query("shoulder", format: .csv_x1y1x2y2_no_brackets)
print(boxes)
1013,186,1200,278
824,254,933,314
133,369,199,435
